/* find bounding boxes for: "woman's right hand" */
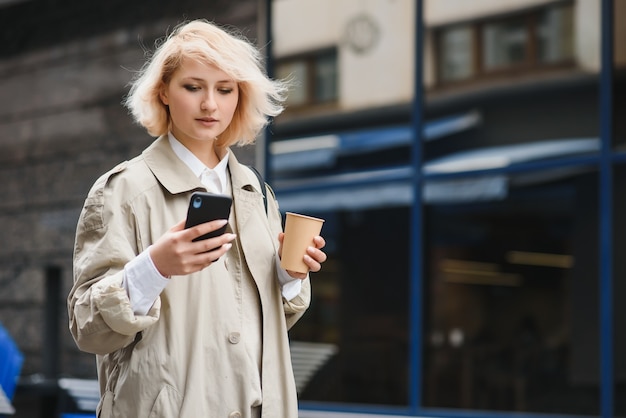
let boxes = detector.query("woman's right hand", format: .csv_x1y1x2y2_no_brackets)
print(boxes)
149,219,236,278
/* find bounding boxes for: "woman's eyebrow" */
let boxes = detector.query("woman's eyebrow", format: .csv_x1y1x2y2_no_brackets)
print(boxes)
181,76,236,84
181,76,205,82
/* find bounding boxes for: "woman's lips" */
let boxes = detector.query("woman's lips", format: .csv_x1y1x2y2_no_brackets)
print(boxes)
197,117,218,126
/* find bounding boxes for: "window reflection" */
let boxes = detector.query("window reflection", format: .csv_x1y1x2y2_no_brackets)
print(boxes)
269,0,611,414
435,2,575,86
538,5,574,64
315,52,338,103
439,25,474,82
288,209,410,406
275,48,338,109
483,17,528,70
423,170,599,414
276,60,308,106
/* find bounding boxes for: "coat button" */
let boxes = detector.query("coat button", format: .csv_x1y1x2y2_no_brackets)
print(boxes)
228,332,240,344
228,411,242,418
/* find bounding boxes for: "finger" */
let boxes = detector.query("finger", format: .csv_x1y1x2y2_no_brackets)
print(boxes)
303,254,322,273
170,218,187,232
185,219,228,241
189,219,228,237
197,242,233,266
307,246,328,263
286,269,307,280
277,232,285,256
193,233,236,254
313,236,326,249
210,242,233,262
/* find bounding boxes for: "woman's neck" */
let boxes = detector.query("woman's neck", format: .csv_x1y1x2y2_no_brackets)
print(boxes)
186,139,221,168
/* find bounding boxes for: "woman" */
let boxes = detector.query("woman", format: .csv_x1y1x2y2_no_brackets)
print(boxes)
67,19,326,418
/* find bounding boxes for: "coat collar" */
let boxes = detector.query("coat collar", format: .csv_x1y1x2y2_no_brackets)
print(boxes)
142,135,205,195
142,136,261,196
142,135,265,228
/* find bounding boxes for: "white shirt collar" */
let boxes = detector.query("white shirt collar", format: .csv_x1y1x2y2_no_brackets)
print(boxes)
168,132,230,194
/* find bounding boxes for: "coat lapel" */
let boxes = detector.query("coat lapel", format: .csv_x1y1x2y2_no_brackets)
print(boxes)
228,153,278,294
142,136,206,195
228,153,267,233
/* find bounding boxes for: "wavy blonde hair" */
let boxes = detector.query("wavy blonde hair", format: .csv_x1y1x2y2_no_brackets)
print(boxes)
124,19,288,147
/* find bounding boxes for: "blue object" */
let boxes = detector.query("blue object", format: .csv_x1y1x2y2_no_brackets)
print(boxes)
0,321,23,401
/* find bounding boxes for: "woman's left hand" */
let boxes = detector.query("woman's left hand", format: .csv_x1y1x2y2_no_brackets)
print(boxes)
278,233,327,279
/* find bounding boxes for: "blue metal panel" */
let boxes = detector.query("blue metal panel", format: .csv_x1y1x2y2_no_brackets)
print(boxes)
410,0,425,413
599,0,615,417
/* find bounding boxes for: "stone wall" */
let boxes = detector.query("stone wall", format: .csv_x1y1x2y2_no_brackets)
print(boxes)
0,0,260,396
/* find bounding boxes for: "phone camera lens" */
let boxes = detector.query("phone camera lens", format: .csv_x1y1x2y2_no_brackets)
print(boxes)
193,196,202,209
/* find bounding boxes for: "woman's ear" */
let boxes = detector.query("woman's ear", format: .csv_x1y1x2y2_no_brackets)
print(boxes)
159,89,169,105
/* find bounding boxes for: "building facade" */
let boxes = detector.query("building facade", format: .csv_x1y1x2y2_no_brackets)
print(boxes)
268,0,626,417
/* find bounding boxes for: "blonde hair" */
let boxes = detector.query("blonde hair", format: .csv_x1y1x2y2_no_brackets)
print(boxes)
124,19,288,147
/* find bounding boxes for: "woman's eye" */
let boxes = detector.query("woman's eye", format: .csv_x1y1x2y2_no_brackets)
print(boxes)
218,88,233,94
184,84,200,92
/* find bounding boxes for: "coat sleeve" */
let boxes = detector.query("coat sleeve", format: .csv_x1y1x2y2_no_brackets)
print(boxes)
283,278,311,330
67,165,160,355
265,183,312,329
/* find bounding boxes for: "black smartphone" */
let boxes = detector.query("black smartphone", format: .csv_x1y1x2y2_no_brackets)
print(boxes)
184,192,233,242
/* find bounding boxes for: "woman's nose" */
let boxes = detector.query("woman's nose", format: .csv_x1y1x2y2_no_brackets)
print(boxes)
201,93,217,111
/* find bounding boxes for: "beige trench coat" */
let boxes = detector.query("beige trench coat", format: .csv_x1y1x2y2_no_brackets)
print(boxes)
67,136,311,418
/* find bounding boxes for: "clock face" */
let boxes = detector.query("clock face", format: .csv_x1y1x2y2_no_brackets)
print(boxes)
344,13,380,54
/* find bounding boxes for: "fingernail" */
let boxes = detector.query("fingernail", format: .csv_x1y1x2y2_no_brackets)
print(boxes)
217,219,228,226
224,243,233,250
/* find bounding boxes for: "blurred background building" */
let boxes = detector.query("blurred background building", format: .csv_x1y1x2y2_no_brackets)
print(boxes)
268,0,625,417
0,0,624,417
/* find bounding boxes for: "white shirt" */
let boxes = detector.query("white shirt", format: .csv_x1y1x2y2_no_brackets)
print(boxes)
122,133,301,315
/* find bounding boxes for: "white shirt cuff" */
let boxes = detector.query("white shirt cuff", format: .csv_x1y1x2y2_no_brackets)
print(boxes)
275,255,302,301
122,246,170,316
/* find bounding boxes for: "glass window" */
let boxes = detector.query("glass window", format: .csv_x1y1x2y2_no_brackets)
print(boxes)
275,49,338,109
276,60,308,107
439,25,474,82
270,1,610,415
483,17,528,70
288,208,410,406
423,3,601,407
427,2,597,159
423,169,600,415
436,2,576,86
315,51,338,103
538,4,574,64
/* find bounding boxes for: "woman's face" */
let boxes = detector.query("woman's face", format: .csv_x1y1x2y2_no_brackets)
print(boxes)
160,58,239,148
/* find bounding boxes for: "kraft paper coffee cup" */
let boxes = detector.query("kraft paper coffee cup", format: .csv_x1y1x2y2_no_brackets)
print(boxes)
281,212,325,274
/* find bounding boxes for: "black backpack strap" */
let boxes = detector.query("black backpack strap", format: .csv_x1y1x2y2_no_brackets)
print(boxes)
247,165,267,215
